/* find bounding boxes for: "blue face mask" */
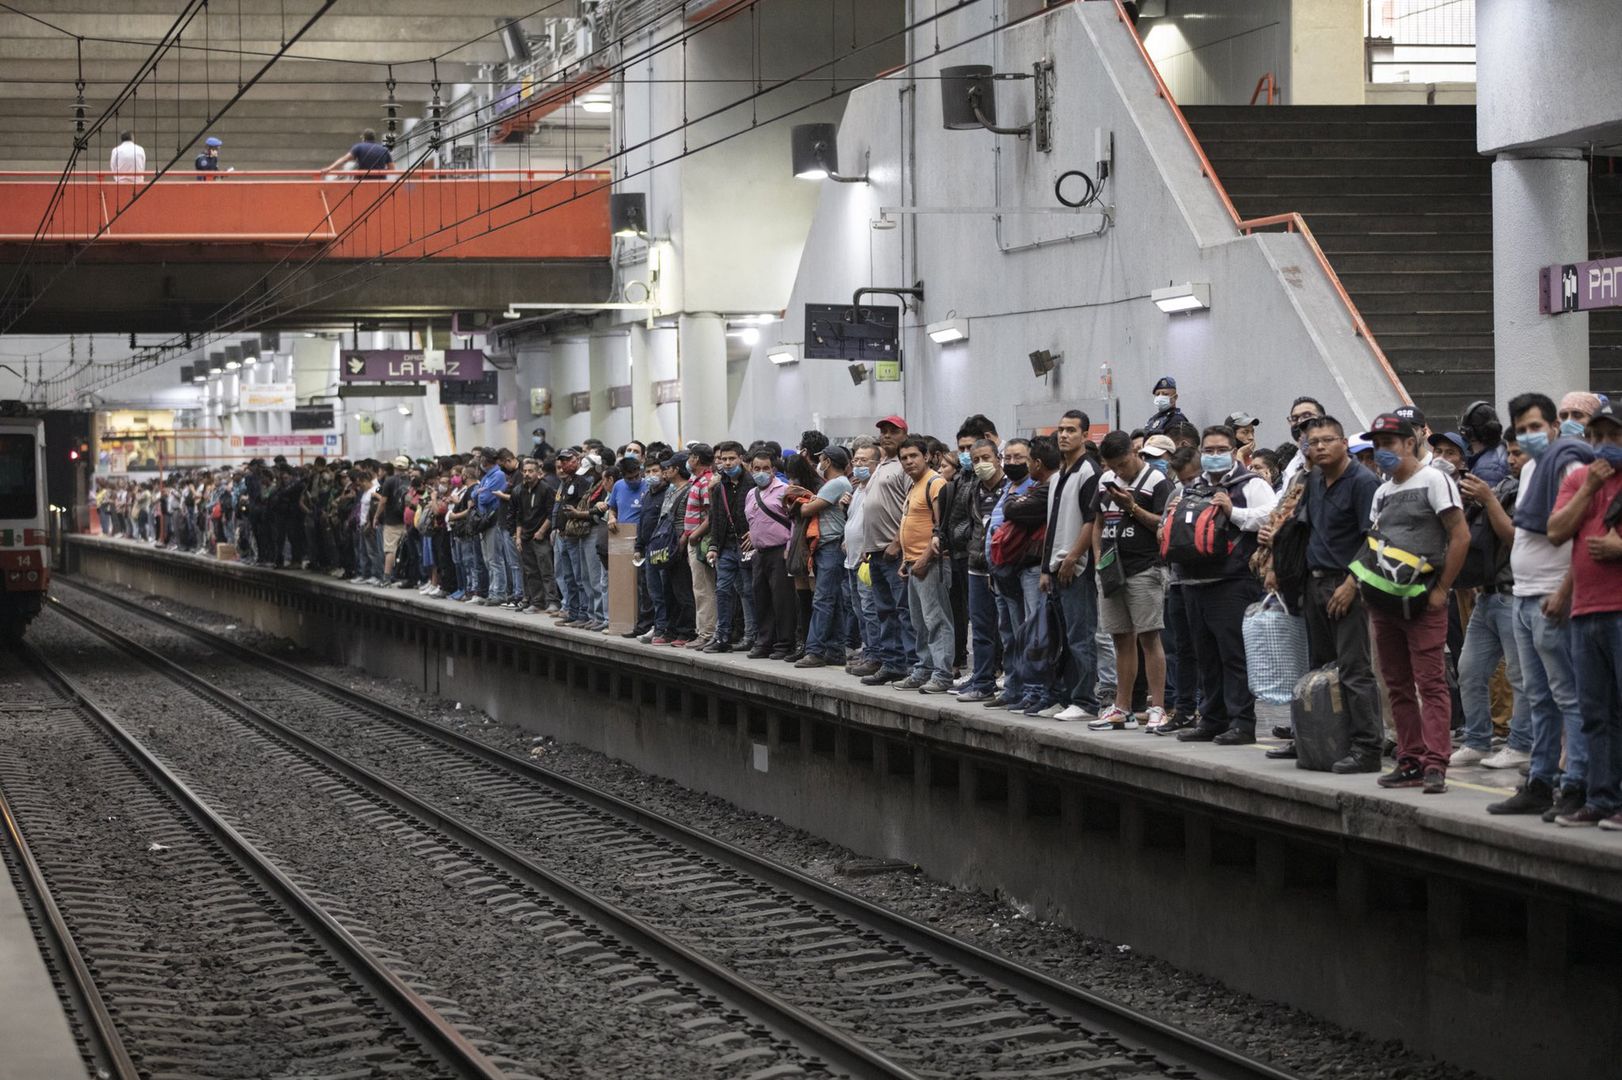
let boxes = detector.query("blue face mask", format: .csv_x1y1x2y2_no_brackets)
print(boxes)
852,466,871,482
1373,449,1401,472
1519,430,1551,459
625,452,641,463
1200,453,1232,474
722,463,742,478
1597,443,1622,466
1149,459,1169,474
751,471,772,488
958,450,972,469
1560,419,1586,439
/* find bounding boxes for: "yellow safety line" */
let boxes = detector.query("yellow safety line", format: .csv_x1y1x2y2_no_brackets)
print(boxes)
1244,743,1515,795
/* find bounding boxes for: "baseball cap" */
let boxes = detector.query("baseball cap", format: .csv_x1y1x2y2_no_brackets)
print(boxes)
1365,412,1415,440
556,446,579,459
1224,411,1259,428
1141,434,1175,458
876,415,908,432
391,455,410,468
1589,403,1622,431
822,445,851,470
1349,436,1373,455
1427,431,1467,454
1393,404,1426,428
1153,375,1177,393
531,425,547,435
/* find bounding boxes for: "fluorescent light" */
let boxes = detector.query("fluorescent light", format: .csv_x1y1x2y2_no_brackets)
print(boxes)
224,359,240,371
726,327,761,346
242,355,257,367
927,317,969,344
397,403,413,416
580,96,612,114
795,166,828,181
1151,282,1210,314
767,345,798,366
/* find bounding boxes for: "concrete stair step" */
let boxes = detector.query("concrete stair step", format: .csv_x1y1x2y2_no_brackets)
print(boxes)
1207,139,1478,159
1285,211,1492,233
1328,250,1493,273
1192,122,1478,141
1234,174,1491,196
1337,270,1491,293
1209,156,1491,178
1232,194,1491,214
1348,291,1491,313
1316,231,1493,253
1370,312,1494,333
1184,105,1475,122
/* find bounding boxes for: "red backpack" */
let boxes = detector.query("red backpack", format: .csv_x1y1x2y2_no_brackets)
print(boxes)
1160,482,1234,572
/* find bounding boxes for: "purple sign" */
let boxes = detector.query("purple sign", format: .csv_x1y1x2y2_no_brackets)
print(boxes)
339,349,485,382
1541,256,1622,315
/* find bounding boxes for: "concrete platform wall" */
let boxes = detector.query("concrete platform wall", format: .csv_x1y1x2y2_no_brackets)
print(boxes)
70,540,1622,1080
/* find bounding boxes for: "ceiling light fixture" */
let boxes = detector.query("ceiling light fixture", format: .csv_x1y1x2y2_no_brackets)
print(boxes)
1151,282,1211,314
580,94,612,114
927,317,969,344
767,344,799,366
790,122,869,183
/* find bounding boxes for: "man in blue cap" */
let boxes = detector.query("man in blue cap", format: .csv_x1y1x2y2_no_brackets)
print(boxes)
1144,375,1189,435
195,136,228,178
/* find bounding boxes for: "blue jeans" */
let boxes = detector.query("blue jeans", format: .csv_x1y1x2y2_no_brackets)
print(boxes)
353,528,378,579
647,560,670,635
806,542,848,659
1095,630,1117,699
993,566,1043,703
565,535,606,622
846,566,866,649
965,573,1000,694
1053,574,1100,712
907,559,954,683
481,526,511,601
850,566,877,658
554,532,576,615
1512,595,1588,791
1459,592,1532,752
1571,612,1622,814
496,528,524,599
714,544,744,640
866,552,916,673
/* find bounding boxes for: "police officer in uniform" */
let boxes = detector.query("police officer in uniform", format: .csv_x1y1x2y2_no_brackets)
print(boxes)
194,136,229,178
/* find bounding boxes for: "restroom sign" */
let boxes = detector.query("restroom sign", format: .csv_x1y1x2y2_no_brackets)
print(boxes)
1542,255,1622,314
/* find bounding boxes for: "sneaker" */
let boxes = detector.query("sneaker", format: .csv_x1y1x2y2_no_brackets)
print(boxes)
1543,786,1587,824
1035,702,1068,718
1449,745,1488,768
1142,706,1168,732
448,590,466,601
587,621,610,632
892,675,930,691
1487,778,1555,815
1378,762,1426,789
1270,723,1295,741
1330,753,1381,774
956,689,994,703
669,638,691,648
847,660,881,677
638,631,656,644
701,641,732,654
1481,746,1531,770
860,667,907,686
794,654,828,669
1599,812,1622,832
429,588,447,599
982,694,1016,710
1557,804,1608,827
919,678,954,694
746,646,774,660
1088,707,1137,731
651,636,673,646
417,582,434,593
1422,768,1447,794
522,605,542,614
1156,712,1198,736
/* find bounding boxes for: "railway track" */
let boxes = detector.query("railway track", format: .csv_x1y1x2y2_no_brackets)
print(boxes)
0,647,512,1080
50,575,1302,1080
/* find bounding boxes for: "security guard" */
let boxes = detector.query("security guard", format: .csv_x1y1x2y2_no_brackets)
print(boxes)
194,136,227,178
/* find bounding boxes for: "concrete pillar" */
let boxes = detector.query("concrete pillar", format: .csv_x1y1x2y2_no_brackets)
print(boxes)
629,324,657,444
1493,150,1590,406
677,314,727,444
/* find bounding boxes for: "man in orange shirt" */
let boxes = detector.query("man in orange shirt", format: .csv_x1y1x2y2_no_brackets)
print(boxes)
891,435,954,693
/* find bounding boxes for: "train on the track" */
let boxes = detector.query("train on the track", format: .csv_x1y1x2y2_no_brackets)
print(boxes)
0,405,49,642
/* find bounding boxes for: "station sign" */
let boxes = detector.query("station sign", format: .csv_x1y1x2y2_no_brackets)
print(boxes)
339,349,486,382
239,382,299,411
231,434,343,450
1541,255,1622,314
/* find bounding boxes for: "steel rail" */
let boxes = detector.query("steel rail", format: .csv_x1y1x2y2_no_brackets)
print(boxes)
18,636,513,1080
56,577,1302,1080
44,593,922,1080
0,779,141,1080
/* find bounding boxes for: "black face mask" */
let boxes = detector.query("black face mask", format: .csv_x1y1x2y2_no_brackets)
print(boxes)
1003,462,1029,483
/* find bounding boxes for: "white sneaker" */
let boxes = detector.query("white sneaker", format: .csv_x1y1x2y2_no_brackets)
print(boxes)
1088,706,1139,731
1143,706,1167,732
1481,746,1531,770
1449,745,1487,768
1054,705,1090,722
1036,703,1068,718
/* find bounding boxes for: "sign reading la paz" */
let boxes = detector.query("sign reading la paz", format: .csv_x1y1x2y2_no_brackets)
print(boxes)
339,349,485,382
1542,255,1622,314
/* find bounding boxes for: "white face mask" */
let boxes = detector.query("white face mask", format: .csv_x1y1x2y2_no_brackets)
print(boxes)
1154,394,1172,411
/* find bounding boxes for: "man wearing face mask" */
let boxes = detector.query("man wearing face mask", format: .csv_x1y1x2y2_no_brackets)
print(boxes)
859,416,919,684
560,451,609,630
1543,403,1622,828
531,426,555,461
741,448,797,659
844,440,882,676
1143,376,1189,436
954,438,1006,701
982,438,1040,709
703,441,753,654
1490,393,1594,820
1279,397,1325,488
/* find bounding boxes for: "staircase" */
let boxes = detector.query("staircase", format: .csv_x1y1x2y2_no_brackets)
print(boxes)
1185,104,1622,425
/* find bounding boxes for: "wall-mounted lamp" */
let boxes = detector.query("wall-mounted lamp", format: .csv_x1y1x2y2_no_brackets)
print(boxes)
1151,282,1211,314
191,369,207,383
927,317,969,344
848,363,868,386
791,123,869,183
223,345,242,371
767,344,799,366
1029,349,1061,377
611,192,648,238
207,352,224,375
579,92,612,114
397,402,414,416
941,65,1034,138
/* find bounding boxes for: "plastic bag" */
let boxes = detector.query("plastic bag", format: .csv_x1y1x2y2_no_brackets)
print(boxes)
857,558,872,588
1242,591,1308,705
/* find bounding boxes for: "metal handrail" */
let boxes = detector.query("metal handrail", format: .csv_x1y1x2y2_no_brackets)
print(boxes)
1249,72,1279,105
1109,0,1409,403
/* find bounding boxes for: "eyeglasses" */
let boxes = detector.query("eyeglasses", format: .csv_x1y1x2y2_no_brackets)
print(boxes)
1305,435,1343,448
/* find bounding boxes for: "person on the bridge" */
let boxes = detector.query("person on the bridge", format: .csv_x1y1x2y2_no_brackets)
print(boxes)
1143,376,1189,436
194,136,231,179
109,130,145,183
322,129,394,176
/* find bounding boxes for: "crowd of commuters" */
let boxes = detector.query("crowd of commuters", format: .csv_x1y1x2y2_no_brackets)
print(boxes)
91,381,1622,833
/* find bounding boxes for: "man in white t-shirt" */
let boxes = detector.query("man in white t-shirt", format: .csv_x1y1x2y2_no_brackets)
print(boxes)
1361,413,1468,794
109,131,145,182
1488,392,1597,820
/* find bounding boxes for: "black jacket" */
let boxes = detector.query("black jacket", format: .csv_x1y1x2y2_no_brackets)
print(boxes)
708,473,752,550
515,480,554,535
